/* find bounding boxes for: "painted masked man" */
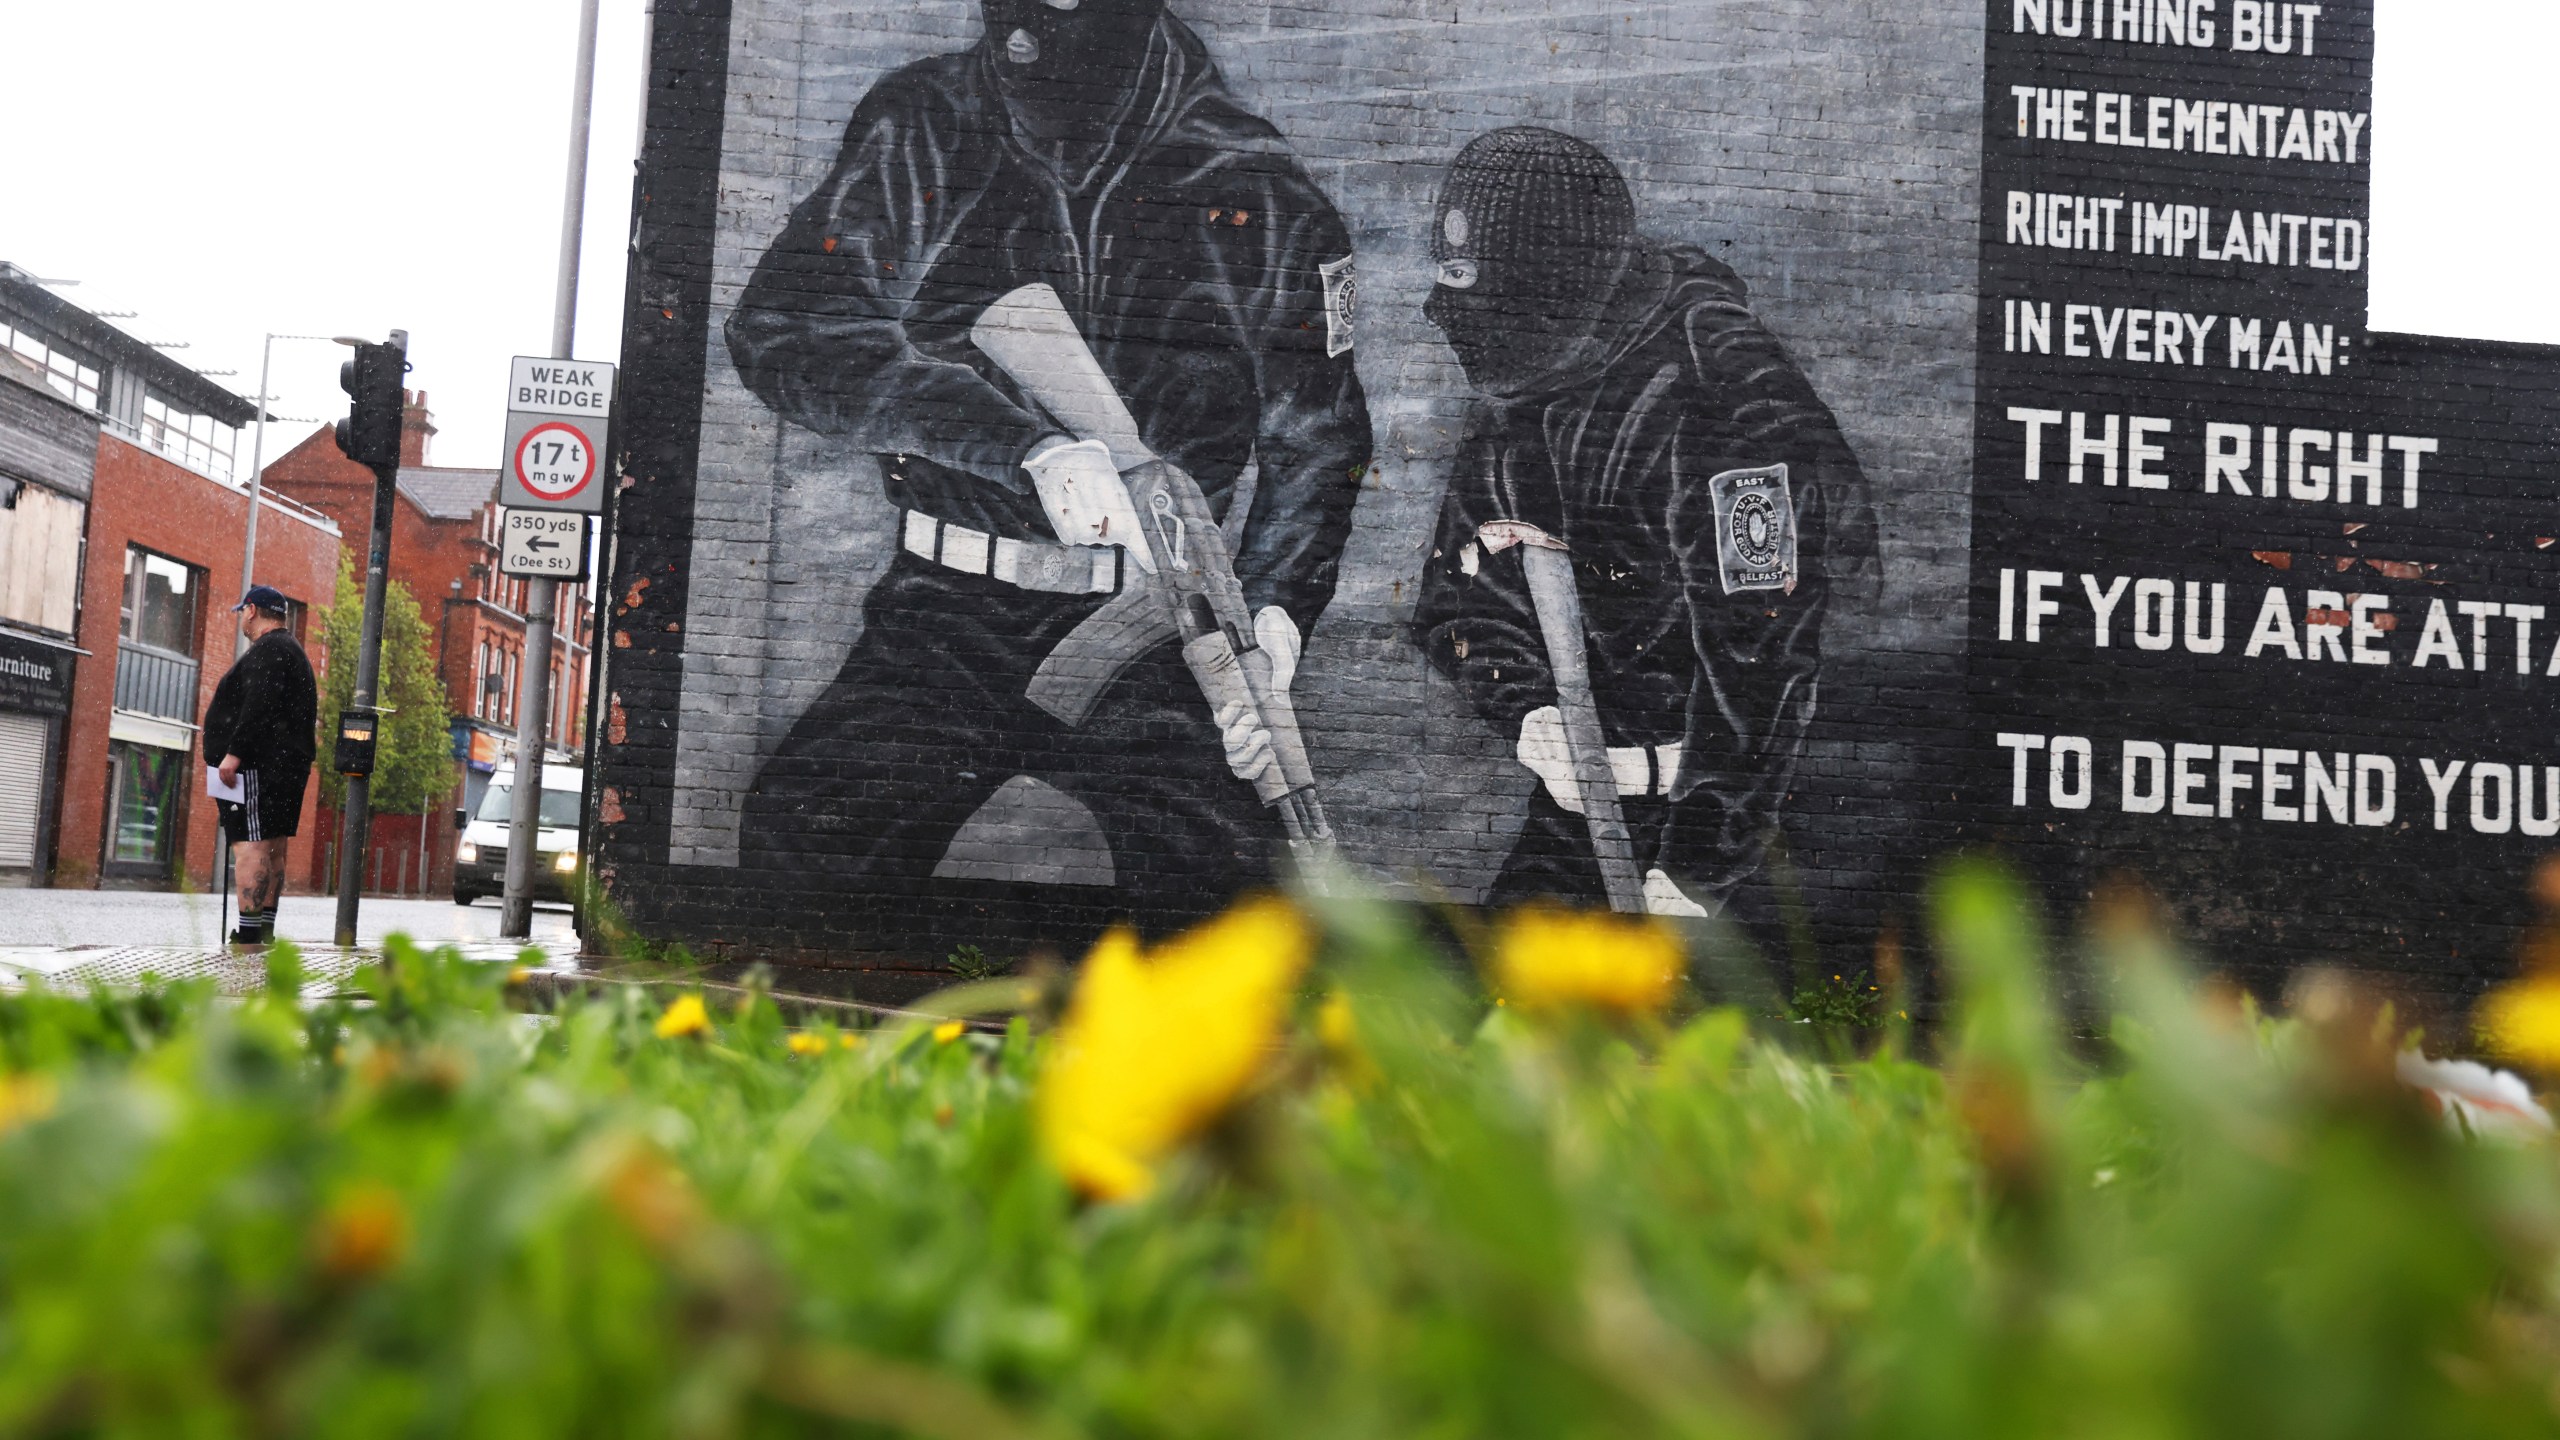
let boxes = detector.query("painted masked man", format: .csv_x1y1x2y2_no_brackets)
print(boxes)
1415,128,1875,914
725,0,1371,913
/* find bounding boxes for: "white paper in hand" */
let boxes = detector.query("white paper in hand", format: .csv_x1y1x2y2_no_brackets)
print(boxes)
206,765,244,803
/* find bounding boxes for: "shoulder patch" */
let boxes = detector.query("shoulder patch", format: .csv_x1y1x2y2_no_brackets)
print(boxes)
1707,464,1797,595
1319,255,1356,358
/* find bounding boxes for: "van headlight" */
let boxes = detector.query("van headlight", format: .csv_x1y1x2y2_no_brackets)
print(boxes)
457,842,478,863
553,851,578,873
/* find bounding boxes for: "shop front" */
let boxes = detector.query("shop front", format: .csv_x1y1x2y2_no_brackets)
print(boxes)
0,629,76,885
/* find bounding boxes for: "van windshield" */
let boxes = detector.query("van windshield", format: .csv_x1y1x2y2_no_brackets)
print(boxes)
477,784,583,828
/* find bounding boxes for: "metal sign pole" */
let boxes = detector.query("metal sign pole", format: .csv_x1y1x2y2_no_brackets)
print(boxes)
332,436,405,947
502,0,603,941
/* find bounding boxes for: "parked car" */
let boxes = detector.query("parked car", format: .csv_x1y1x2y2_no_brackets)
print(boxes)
454,763,583,907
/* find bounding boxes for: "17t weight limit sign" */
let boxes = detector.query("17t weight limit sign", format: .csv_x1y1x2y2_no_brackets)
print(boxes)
498,356,615,513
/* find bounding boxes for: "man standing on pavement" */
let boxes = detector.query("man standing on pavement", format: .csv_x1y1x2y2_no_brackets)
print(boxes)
202,585,318,947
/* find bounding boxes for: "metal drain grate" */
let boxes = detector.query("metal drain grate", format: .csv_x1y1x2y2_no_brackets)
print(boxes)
0,945,378,996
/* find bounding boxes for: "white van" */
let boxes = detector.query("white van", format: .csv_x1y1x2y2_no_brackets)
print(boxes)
454,762,582,906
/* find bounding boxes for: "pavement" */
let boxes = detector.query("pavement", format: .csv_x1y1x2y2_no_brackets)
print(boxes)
0,889,579,950
0,888,583,995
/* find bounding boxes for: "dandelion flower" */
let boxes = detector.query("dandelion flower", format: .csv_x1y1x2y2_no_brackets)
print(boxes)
316,1182,409,1280
839,1032,865,1050
654,994,711,1040
933,1020,966,1045
2478,976,2560,1070
1316,991,1359,1053
1492,903,1682,1017
1037,896,1313,1201
787,1032,831,1057
0,1072,56,1136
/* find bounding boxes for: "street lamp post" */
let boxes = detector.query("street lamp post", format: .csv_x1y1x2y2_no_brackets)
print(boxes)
500,0,604,940
236,332,353,654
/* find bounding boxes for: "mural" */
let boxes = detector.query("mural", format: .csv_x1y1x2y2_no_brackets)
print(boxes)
723,0,1370,907
631,0,1978,959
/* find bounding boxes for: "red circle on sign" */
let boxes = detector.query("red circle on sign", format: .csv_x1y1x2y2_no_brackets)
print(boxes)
513,421,597,502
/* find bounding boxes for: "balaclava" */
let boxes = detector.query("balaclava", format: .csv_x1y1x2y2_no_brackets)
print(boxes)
1423,127,1640,397
982,0,1169,148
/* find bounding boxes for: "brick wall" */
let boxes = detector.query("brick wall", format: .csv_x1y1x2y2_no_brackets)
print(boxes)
597,0,2560,1010
55,434,340,890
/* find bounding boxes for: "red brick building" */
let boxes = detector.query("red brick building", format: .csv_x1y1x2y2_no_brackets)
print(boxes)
260,397,593,893
0,267,351,893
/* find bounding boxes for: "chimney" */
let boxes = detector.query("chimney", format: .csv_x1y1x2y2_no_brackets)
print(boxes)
400,389,437,466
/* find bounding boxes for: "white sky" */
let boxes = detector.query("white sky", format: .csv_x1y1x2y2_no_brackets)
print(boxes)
0,0,2549,470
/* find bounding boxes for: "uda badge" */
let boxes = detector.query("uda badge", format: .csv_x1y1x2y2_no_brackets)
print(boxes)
1319,255,1357,358
1708,464,1796,595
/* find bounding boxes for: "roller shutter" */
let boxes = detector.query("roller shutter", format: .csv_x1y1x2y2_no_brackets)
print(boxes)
0,711,45,869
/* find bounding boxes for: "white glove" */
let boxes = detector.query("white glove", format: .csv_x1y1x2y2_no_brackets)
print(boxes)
1517,705,1581,814
1215,696,1277,784
1023,437,1156,574
1217,609,1300,784
1643,868,1714,918
1518,705,1657,813
1252,606,1300,692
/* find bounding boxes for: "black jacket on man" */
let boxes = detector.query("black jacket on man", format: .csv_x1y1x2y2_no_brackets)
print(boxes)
202,629,318,775
722,9,1371,918
1416,243,1875,906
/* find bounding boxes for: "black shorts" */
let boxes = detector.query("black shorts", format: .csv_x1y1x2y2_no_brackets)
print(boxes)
218,766,308,844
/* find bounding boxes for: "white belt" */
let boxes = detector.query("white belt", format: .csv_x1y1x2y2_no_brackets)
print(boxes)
1607,742,1684,798
902,510,1119,595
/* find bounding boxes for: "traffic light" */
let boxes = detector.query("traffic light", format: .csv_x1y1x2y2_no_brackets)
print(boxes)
333,335,407,468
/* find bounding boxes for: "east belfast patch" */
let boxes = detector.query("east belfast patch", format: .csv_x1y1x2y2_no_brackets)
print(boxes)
1708,464,1797,594
1319,255,1357,357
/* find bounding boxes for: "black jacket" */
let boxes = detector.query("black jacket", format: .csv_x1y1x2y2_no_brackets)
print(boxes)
202,629,318,773
725,13,1372,630
1416,244,1876,894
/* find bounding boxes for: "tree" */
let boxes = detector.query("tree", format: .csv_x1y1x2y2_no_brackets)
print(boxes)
314,554,453,815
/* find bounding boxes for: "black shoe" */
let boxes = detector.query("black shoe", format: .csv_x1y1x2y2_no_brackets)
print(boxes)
228,927,270,949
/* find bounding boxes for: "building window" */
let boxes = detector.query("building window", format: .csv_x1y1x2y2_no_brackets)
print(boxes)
0,320,102,410
140,392,236,480
504,649,519,726
106,741,185,873
120,547,201,657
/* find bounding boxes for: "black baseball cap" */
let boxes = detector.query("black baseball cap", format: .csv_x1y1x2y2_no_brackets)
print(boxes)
234,584,290,615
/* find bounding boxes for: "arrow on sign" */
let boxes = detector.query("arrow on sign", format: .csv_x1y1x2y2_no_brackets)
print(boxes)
527,534,562,552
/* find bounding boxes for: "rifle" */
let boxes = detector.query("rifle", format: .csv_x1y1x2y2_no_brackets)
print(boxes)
969,283,1333,859
1516,541,1647,914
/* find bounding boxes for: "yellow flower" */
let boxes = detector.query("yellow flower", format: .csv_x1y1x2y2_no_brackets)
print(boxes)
654,994,711,1039
1316,991,1359,1052
1037,896,1314,1201
2478,976,2560,1069
787,1031,831,1057
933,1020,966,1045
505,965,532,987
315,1182,409,1280
1491,903,1682,1017
1315,990,1379,1089
0,1072,57,1136
839,1032,866,1050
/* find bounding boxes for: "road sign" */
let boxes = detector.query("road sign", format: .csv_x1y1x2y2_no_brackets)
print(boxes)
498,356,615,513
498,508,591,581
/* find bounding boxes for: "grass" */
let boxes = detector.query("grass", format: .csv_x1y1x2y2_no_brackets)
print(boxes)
0,861,2555,1437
